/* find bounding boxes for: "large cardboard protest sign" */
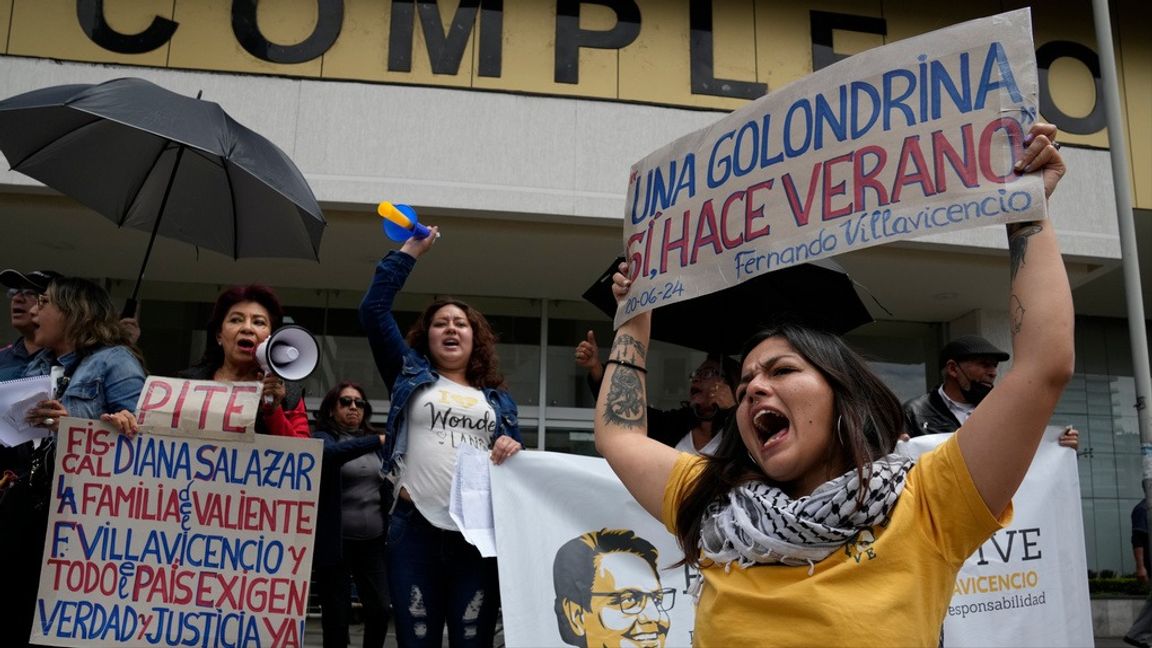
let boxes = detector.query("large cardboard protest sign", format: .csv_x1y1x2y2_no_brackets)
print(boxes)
902,427,1093,647
136,376,262,441
31,416,322,647
492,452,696,648
492,431,1089,647
618,8,1042,326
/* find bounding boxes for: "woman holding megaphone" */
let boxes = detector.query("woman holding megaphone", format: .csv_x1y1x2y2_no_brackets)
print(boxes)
360,220,522,648
179,284,310,438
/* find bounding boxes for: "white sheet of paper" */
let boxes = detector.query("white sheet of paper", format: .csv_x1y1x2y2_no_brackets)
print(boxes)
450,443,498,557
0,375,53,447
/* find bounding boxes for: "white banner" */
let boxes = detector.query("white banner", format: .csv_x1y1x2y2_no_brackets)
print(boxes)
901,427,1093,647
492,452,696,648
492,428,1090,647
617,8,1042,326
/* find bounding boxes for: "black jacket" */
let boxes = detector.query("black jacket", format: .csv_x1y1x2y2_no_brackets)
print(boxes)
903,386,962,436
312,427,391,567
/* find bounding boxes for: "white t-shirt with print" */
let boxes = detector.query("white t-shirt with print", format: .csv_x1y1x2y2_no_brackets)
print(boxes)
398,376,495,530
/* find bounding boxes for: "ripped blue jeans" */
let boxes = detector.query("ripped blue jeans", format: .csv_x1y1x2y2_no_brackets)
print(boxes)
387,498,500,648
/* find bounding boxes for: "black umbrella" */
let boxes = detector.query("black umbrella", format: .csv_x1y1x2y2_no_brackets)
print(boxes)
582,257,875,355
0,77,325,316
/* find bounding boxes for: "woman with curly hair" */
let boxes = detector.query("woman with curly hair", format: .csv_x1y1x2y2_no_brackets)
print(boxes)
360,226,522,648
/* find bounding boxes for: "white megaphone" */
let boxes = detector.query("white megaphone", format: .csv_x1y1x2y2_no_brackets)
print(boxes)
255,325,319,382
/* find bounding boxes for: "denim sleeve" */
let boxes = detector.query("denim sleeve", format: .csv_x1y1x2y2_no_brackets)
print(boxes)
498,392,523,444
100,346,146,413
359,251,417,391
314,428,384,465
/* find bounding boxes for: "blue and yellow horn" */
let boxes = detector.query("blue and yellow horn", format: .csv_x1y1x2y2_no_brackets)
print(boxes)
377,202,432,242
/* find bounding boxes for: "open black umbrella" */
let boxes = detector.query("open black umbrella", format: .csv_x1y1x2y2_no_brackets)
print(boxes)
0,77,325,316
583,257,875,355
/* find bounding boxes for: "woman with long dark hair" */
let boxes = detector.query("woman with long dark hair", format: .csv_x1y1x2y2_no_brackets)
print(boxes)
359,226,522,648
313,381,392,648
593,124,1074,645
179,284,309,437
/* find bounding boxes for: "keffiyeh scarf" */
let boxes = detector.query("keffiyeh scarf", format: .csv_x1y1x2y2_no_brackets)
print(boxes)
699,454,914,572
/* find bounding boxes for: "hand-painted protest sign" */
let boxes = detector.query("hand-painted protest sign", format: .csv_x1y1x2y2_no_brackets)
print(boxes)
617,8,1042,326
901,427,1092,647
492,452,695,648
492,429,1089,647
136,377,262,441
31,417,322,647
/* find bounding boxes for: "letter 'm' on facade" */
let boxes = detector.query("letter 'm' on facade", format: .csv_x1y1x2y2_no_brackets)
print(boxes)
388,0,504,77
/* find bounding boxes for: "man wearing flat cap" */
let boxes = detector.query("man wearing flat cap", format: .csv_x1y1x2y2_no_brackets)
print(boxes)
903,334,1078,448
0,268,59,381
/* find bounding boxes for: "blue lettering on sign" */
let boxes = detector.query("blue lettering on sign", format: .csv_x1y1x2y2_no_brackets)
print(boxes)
704,43,1024,191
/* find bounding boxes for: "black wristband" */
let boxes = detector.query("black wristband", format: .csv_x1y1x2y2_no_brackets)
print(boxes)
605,358,647,374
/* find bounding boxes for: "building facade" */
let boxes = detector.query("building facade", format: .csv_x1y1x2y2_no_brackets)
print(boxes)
0,0,1149,576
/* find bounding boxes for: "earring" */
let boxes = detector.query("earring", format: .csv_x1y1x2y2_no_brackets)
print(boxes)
836,415,845,446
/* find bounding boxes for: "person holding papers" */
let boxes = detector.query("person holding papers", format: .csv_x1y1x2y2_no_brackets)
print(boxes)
4,275,145,648
313,381,392,648
178,284,310,438
360,225,522,648
21,276,145,433
592,123,1072,645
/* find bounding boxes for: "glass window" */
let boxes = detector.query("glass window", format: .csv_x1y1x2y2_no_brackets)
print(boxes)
843,320,938,403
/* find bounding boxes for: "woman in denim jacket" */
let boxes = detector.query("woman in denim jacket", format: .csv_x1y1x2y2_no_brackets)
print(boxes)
9,276,144,648
359,226,522,648
23,276,144,434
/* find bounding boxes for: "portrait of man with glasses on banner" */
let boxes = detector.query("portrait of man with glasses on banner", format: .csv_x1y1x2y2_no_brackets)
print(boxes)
553,528,674,648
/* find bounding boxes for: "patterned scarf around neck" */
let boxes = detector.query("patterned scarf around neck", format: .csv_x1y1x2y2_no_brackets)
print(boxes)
699,453,914,573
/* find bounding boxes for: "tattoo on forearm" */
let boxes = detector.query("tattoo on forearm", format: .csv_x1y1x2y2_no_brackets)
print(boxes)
602,334,648,429
610,334,647,363
1009,294,1025,335
603,364,646,429
1008,223,1043,281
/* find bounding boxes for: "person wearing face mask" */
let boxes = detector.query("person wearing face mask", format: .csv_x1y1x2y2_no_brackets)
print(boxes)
359,225,523,648
903,335,1079,448
575,331,737,455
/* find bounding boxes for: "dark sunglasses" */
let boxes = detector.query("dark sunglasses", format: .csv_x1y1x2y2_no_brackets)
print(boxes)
338,396,367,409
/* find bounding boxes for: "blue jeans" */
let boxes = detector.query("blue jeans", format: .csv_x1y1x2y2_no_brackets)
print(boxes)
387,498,500,648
